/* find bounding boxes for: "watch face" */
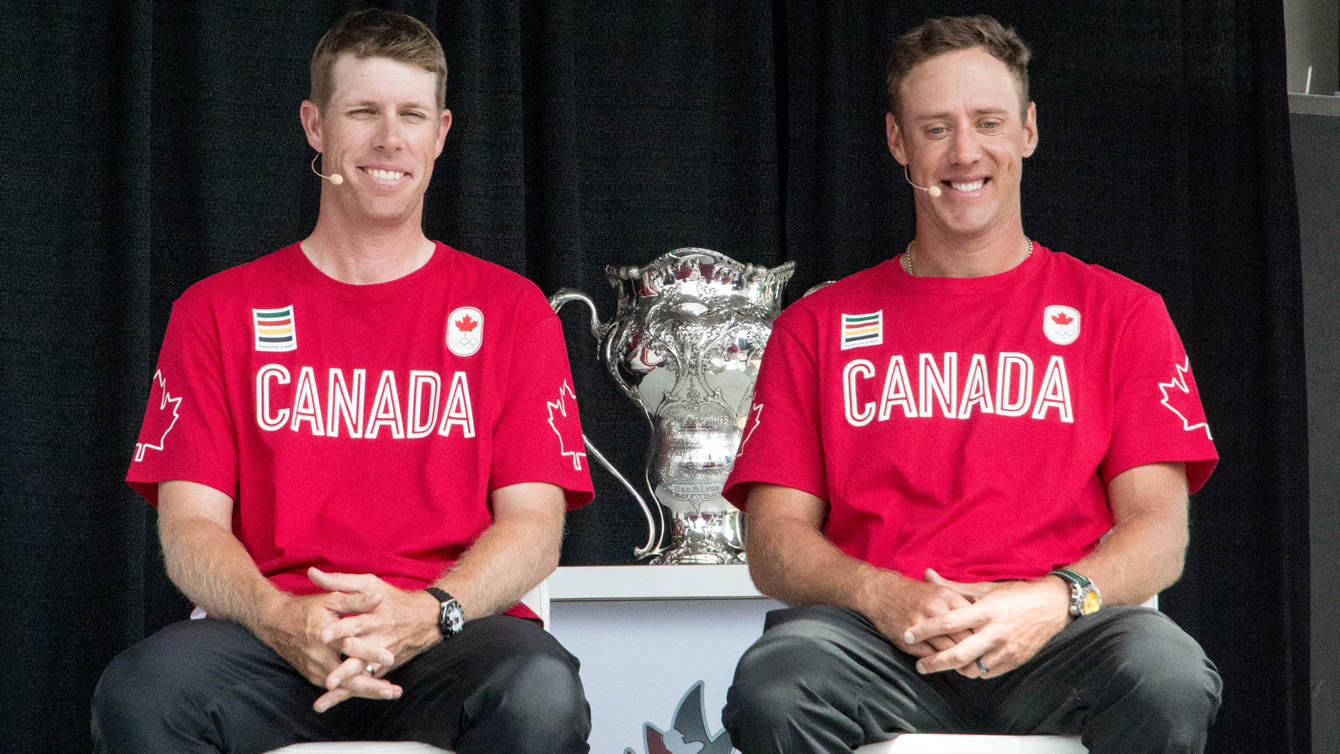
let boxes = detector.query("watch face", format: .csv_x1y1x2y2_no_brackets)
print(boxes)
445,601,465,635
1081,588,1102,615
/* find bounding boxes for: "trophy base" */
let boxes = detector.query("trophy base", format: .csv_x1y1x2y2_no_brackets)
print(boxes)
647,511,746,565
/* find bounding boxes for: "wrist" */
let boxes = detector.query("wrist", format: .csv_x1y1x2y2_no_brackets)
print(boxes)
1042,574,1073,621
1047,568,1102,618
423,586,465,640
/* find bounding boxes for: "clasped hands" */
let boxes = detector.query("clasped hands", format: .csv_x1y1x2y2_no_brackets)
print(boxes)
256,567,442,713
878,568,1071,680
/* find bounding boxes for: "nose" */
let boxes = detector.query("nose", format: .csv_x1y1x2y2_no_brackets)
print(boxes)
948,124,982,165
374,113,405,151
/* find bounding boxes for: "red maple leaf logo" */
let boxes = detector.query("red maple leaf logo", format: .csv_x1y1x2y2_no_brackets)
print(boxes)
134,370,181,461
455,314,478,332
1051,311,1074,326
1158,357,1212,440
546,381,587,470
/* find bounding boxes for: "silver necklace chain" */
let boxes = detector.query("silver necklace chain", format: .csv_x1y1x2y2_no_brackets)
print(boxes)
904,236,1033,277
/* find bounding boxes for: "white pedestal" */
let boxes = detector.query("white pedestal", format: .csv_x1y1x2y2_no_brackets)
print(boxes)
547,566,781,754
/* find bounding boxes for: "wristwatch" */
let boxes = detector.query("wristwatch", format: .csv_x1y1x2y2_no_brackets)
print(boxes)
1048,568,1102,618
424,587,465,638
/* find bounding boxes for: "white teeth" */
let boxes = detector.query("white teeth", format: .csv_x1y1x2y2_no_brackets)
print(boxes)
951,180,985,192
368,169,405,181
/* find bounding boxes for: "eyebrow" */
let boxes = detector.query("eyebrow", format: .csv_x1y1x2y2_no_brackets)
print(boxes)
344,99,435,110
912,107,1013,122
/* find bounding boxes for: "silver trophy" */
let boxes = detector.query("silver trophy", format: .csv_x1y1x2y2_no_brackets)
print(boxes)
551,248,794,564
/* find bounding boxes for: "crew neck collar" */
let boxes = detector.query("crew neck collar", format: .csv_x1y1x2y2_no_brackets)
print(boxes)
284,241,448,303
888,240,1044,296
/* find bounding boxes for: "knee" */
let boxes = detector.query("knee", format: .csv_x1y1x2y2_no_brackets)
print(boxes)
724,614,849,739
92,637,184,742
476,649,590,746
1099,610,1222,741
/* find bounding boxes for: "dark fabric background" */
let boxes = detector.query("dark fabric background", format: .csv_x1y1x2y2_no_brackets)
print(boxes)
0,1,1309,752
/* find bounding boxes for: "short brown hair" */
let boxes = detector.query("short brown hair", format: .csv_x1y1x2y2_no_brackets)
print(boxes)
886,15,1031,123
310,9,448,111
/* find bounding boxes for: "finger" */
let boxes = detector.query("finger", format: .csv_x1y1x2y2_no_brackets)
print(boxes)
905,603,987,646
914,633,994,675
319,610,383,644
314,686,355,713
308,567,385,595
956,647,1014,679
299,644,345,686
323,653,396,690
325,655,371,691
925,569,996,601
334,635,395,669
315,673,404,711
927,634,958,652
326,589,384,619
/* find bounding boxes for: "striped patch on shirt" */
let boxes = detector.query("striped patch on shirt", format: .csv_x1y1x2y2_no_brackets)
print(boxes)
840,311,883,350
253,306,297,352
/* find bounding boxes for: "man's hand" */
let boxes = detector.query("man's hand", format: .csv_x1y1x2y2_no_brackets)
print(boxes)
306,568,442,709
856,567,975,657
904,569,1070,678
248,575,406,712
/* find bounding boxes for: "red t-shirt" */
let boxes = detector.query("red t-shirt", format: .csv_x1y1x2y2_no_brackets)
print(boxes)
723,244,1217,583
128,242,593,618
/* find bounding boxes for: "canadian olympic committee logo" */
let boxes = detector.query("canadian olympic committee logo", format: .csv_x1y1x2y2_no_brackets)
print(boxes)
447,307,483,357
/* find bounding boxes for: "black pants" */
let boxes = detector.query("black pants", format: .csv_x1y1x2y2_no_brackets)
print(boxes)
91,615,590,754
723,605,1221,754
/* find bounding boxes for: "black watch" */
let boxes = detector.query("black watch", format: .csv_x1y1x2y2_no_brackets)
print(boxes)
425,587,465,638
1048,568,1102,618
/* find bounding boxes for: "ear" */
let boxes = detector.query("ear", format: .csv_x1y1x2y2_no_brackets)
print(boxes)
434,109,452,157
300,100,325,152
1022,101,1038,158
887,112,908,166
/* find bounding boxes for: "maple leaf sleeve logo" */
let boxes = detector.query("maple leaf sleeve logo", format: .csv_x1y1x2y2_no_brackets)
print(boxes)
455,314,478,332
546,381,587,470
134,370,182,461
1158,357,1212,440
1051,311,1074,326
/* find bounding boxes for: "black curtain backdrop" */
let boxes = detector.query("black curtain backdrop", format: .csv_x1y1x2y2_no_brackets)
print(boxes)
0,2,1309,752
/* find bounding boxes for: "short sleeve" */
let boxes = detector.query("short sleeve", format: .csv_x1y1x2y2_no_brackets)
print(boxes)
722,317,829,508
488,290,594,509
126,297,239,506
1102,295,1218,493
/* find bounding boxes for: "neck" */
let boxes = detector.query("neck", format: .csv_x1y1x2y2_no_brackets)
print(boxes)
905,223,1031,278
301,206,435,285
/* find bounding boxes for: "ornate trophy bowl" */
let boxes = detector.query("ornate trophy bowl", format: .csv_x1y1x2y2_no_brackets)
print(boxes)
552,248,794,564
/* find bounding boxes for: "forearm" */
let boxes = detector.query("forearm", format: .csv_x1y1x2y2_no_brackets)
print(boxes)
1063,462,1189,606
433,483,564,620
159,511,284,631
746,484,912,621
1065,509,1186,606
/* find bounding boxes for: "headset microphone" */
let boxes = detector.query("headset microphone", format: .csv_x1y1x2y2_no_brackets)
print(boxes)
903,164,941,198
310,153,344,185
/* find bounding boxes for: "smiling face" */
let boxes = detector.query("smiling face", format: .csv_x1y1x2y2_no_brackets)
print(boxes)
301,54,451,228
888,47,1037,242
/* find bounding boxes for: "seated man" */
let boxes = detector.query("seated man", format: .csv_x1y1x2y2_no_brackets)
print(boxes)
94,9,593,754
721,15,1221,754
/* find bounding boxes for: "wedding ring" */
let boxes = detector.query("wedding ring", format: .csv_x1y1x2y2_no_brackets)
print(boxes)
366,664,376,675
975,657,989,675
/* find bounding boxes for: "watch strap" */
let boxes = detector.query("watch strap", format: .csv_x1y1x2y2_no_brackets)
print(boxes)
424,586,465,638
1047,568,1102,617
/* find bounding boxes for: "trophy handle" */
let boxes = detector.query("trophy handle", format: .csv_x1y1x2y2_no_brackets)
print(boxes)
550,289,667,560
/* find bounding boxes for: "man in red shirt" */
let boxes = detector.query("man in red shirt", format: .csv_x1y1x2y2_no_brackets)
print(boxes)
93,10,593,753
721,16,1221,754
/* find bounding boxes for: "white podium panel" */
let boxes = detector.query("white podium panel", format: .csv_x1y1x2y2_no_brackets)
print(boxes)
547,566,781,754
